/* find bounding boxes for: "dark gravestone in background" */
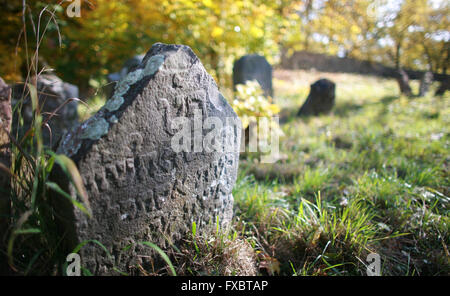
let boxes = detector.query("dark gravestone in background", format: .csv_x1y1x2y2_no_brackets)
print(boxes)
435,77,449,96
396,69,413,97
53,43,241,275
63,83,79,100
233,54,273,97
418,71,433,97
297,78,336,116
106,54,145,98
11,74,79,148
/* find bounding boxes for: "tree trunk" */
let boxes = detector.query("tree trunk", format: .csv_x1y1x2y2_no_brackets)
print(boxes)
396,68,412,97
395,42,402,70
302,0,314,51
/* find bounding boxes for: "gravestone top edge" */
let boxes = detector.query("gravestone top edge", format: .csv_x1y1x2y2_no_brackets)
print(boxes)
57,43,203,159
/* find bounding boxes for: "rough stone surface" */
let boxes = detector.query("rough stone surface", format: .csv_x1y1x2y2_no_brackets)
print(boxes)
233,55,273,97
11,74,79,147
396,69,412,96
418,71,433,97
297,78,336,116
53,43,241,275
106,54,145,98
0,77,12,257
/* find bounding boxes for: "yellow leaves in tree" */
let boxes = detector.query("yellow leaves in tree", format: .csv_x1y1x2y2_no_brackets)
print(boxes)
0,44,22,82
202,0,213,8
250,26,264,39
232,80,280,129
232,80,283,155
1,0,299,91
211,27,224,38
350,25,361,35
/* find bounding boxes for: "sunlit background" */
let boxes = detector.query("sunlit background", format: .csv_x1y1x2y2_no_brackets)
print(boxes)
1,0,448,96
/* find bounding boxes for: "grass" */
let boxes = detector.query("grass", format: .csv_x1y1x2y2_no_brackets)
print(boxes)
229,70,449,275
1,3,93,275
170,222,257,276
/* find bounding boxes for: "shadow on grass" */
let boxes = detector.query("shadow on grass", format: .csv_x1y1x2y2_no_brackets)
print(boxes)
242,162,303,183
334,95,399,117
278,95,400,123
278,107,299,124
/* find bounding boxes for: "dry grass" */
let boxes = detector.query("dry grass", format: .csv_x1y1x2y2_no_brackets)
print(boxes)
173,230,258,276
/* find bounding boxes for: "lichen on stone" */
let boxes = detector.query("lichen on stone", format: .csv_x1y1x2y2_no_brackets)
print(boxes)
104,95,124,112
143,55,165,76
57,127,83,157
114,82,130,97
109,115,119,124
104,55,165,113
80,118,109,140
59,53,166,157
125,69,143,84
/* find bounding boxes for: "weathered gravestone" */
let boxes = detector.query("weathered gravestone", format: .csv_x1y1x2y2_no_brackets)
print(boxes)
105,54,145,98
233,55,273,97
0,77,12,258
53,43,241,275
11,74,79,147
395,69,412,96
297,78,336,116
418,71,433,97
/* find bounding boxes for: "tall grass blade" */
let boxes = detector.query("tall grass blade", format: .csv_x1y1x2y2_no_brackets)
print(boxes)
139,241,176,276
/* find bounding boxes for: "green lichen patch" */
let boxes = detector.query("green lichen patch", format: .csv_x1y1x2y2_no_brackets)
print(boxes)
143,55,165,76
57,126,83,157
59,54,167,156
104,95,124,112
104,55,165,113
80,117,109,140
125,68,143,84
109,115,118,124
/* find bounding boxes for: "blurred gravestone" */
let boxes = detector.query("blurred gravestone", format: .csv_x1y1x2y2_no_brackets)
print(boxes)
233,55,273,97
395,69,412,96
297,78,336,116
0,77,12,269
418,71,433,97
11,74,79,148
53,43,241,275
435,77,449,96
105,54,145,98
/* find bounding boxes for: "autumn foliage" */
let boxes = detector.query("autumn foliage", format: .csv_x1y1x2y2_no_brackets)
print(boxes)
1,0,448,95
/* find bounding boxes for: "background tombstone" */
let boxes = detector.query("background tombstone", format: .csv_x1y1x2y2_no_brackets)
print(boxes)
11,74,79,148
396,68,413,96
418,71,433,97
297,78,336,116
52,43,241,275
233,54,273,97
0,77,12,271
105,54,145,98
435,77,449,96
63,82,79,100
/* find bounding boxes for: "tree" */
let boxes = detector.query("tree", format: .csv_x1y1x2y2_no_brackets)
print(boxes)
1,0,448,93
283,0,449,73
